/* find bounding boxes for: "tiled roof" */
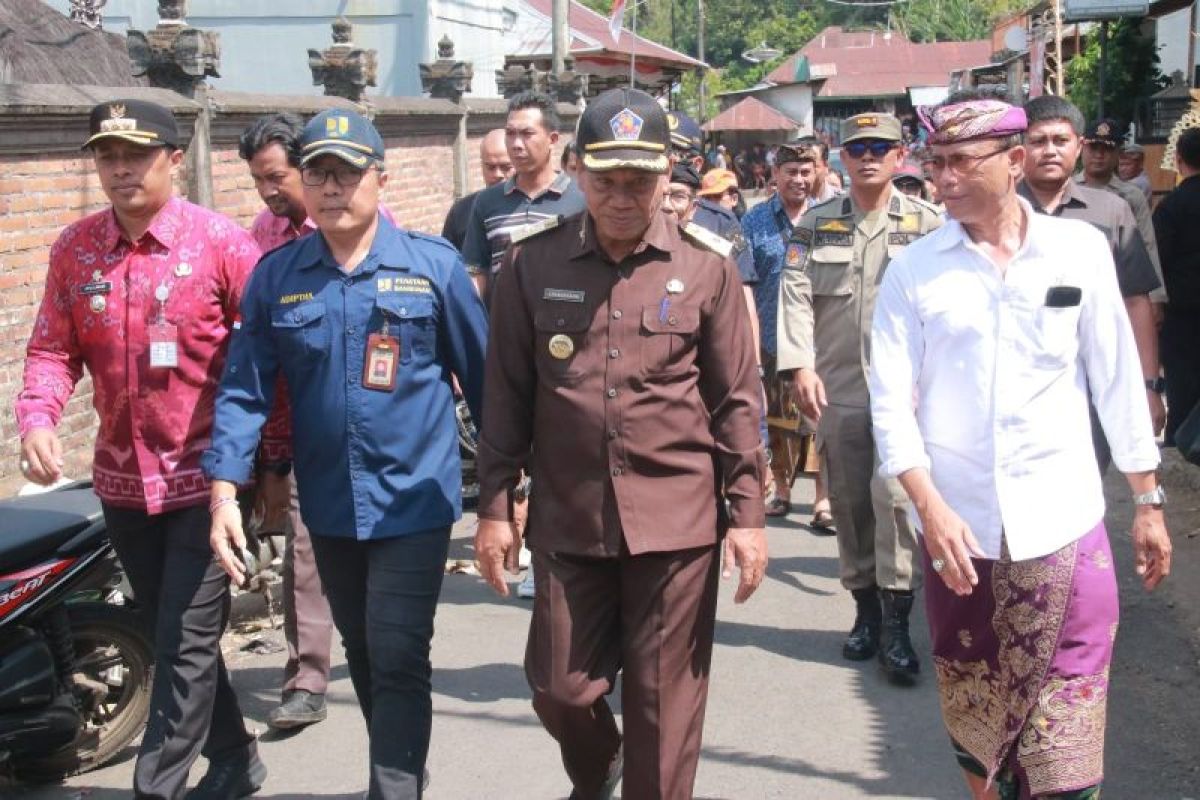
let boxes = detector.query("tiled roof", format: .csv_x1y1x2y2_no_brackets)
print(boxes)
702,96,799,132
766,26,991,98
514,0,705,68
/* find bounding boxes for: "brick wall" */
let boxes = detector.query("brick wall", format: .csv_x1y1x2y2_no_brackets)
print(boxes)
0,85,578,498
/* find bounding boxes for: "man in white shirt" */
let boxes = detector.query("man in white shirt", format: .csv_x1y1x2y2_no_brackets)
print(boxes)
872,90,1172,799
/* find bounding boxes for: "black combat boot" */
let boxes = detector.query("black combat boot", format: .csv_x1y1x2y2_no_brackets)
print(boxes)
879,589,920,684
842,586,882,661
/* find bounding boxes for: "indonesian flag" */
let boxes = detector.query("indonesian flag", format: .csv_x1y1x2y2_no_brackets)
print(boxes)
608,0,626,42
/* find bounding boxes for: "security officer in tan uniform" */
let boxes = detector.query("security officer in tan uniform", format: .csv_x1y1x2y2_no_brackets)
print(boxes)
777,113,941,683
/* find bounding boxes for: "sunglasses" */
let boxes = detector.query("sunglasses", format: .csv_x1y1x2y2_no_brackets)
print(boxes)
844,141,899,159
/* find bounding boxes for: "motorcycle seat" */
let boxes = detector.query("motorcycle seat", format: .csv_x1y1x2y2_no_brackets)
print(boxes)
0,486,104,575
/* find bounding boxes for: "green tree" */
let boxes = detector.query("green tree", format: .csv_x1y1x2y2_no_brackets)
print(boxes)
1065,18,1168,124
892,0,1029,44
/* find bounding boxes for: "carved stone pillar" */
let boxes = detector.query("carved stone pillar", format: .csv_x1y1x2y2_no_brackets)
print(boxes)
126,1,220,99
308,17,378,103
419,36,474,103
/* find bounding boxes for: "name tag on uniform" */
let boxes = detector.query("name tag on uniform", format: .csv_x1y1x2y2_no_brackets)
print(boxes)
814,231,853,247
1045,286,1082,307
363,332,399,391
148,322,178,369
888,232,919,246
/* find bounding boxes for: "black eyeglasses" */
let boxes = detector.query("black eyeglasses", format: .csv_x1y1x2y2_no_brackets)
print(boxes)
300,164,376,187
843,141,898,159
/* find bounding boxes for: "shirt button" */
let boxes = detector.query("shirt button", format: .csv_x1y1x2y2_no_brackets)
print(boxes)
611,467,623,477
612,309,622,320
346,327,354,335
608,429,618,439
609,348,619,359
557,318,566,328
606,388,617,398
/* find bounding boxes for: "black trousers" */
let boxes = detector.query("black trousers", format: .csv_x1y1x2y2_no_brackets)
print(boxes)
104,502,254,800
310,527,450,800
1162,311,1200,447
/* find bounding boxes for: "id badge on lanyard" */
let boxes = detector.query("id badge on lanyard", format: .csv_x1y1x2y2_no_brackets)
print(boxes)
363,320,400,392
149,283,178,369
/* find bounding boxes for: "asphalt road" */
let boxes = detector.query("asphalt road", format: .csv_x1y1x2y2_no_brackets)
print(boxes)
9,468,1199,799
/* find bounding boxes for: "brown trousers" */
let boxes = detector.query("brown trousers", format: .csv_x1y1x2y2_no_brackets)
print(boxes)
282,471,334,695
762,353,805,489
526,544,719,800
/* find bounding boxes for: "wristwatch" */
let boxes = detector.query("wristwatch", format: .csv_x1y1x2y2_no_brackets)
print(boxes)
513,475,533,502
1132,485,1166,508
1144,377,1166,394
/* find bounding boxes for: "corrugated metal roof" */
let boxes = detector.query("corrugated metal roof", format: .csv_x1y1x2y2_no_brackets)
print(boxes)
514,0,705,69
766,27,991,99
702,96,799,132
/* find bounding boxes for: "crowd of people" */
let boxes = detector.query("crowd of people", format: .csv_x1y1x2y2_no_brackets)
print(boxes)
11,81,1191,800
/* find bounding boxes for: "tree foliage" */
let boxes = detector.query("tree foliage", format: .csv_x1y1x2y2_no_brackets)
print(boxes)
891,0,1028,44
1065,18,1168,125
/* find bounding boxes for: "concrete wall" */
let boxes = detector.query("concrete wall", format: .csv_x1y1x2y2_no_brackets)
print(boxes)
0,83,576,498
44,0,517,98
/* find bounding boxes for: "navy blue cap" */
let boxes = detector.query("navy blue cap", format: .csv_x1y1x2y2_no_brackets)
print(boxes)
666,110,703,153
299,109,385,168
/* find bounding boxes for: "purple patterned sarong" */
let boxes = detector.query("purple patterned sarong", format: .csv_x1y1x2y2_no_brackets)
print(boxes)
922,522,1117,798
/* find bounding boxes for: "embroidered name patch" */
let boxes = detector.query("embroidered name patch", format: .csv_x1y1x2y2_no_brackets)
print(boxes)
543,288,585,303
279,292,314,305
378,277,433,294
814,231,853,247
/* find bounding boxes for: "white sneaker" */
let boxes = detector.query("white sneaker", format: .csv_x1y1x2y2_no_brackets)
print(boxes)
518,544,532,568
517,568,536,599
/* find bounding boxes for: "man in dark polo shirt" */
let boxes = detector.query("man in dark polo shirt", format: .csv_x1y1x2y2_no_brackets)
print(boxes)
474,88,767,800
461,91,585,301
1020,95,1165,459
440,129,512,251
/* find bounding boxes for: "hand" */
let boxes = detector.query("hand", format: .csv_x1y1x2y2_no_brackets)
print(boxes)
722,527,768,603
255,470,291,534
1132,507,1171,591
20,428,64,485
792,368,827,422
475,518,520,597
210,500,249,587
917,497,985,596
1147,390,1166,437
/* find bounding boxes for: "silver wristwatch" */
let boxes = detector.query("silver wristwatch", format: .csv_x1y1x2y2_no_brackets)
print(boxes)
1132,485,1166,508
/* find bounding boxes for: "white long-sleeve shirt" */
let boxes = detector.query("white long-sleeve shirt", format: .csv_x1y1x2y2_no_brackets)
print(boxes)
869,200,1159,561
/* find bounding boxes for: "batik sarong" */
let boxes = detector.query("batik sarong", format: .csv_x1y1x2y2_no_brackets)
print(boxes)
922,522,1117,798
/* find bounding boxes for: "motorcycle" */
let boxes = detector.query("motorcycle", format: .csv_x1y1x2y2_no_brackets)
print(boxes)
0,481,152,780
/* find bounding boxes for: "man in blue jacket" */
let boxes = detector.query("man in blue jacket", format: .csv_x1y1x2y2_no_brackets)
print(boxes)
204,109,488,799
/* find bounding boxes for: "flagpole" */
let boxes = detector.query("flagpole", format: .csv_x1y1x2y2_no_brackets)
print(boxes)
630,0,637,87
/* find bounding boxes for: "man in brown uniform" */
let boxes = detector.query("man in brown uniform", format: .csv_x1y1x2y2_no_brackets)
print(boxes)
474,88,768,800
777,113,942,683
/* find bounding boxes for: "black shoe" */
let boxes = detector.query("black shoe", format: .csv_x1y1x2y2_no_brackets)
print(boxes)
187,748,267,799
268,690,327,730
842,586,882,661
879,589,920,684
568,743,623,800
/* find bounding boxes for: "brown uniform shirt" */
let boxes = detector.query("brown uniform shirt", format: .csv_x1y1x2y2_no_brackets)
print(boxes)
477,209,765,557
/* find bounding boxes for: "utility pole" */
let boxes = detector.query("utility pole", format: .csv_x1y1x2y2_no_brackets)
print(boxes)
552,0,569,76
697,0,706,122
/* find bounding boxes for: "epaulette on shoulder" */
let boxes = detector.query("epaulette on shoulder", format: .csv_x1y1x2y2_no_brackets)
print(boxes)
681,220,733,258
810,194,845,215
906,195,943,216
408,229,459,253
510,215,563,244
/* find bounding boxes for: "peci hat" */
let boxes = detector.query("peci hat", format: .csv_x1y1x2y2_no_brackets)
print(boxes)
83,99,180,150
1084,118,1123,148
299,109,386,169
1121,142,1145,155
669,162,701,189
697,168,739,198
841,113,902,145
666,110,703,153
577,88,670,173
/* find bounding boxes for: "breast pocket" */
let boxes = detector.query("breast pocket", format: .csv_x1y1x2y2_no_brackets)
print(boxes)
377,293,437,365
534,306,591,383
271,301,330,366
808,248,854,297
1033,305,1081,368
640,304,700,377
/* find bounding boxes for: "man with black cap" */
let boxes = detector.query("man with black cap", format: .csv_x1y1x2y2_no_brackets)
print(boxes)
205,108,489,799
474,88,768,800
1078,117,1166,313
777,113,942,683
16,99,264,798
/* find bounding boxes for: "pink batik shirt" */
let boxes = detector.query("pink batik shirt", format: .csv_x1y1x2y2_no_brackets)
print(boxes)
16,196,263,513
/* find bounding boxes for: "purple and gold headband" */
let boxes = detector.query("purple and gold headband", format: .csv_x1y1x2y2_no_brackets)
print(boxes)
916,100,1027,145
